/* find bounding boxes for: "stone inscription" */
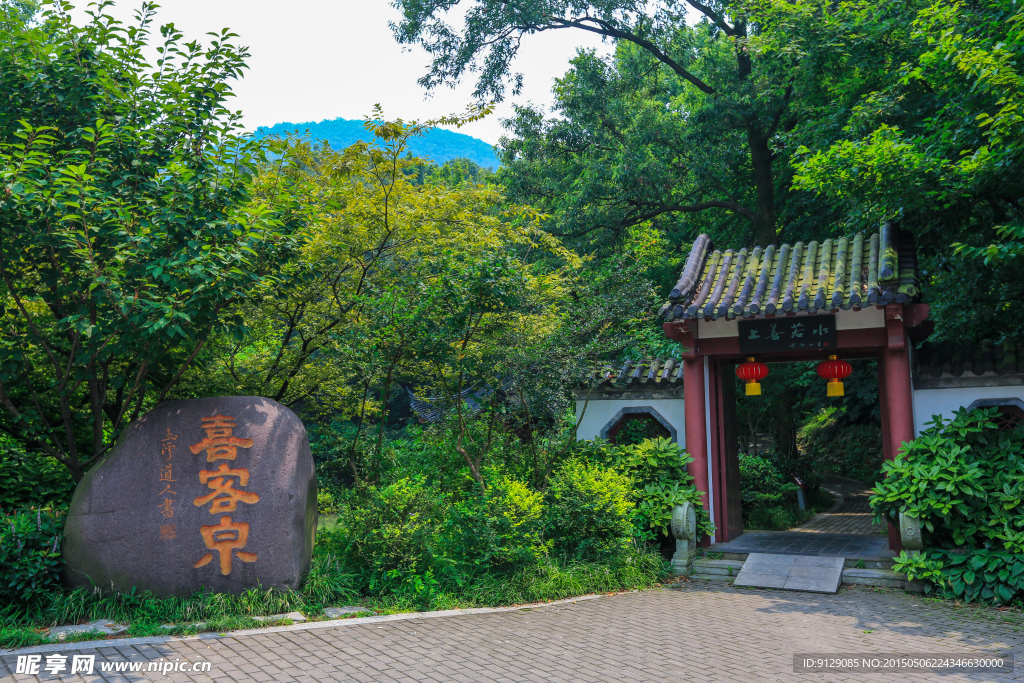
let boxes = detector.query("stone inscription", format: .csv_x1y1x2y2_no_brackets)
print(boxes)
189,415,259,575
158,430,179,540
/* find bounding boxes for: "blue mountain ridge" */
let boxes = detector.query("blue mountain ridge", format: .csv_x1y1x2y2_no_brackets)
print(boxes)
253,118,501,169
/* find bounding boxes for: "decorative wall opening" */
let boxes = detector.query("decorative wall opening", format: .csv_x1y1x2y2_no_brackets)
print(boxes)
598,406,678,445
606,412,672,446
994,405,1024,431
967,398,1024,431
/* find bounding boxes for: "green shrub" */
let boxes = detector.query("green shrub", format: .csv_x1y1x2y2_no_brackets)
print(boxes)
543,459,634,560
744,506,804,531
614,436,690,484
0,436,74,511
871,407,1024,552
615,417,670,446
739,452,799,508
873,408,1024,603
335,478,445,574
895,548,1024,605
739,452,805,530
459,543,665,605
317,490,340,515
573,437,713,542
0,508,64,605
614,437,711,540
441,472,549,572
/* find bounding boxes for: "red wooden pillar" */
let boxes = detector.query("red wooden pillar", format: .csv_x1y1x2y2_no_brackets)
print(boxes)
683,356,712,544
665,321,712,520
881,304,915,551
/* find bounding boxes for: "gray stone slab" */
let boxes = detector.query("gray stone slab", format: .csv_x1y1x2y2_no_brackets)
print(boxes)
738,565,791,576
790,565,844,579
734,553,843,593
253,612,306,623
784,575,843,593
792,556,845,568
324,607,374,619
733,573,788,589
742,553,796,569
47,620,128,639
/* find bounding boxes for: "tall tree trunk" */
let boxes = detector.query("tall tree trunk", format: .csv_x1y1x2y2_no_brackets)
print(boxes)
748,125,779,245
736,26,779,246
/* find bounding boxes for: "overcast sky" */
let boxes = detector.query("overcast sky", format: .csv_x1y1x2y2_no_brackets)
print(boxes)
71,0,612,145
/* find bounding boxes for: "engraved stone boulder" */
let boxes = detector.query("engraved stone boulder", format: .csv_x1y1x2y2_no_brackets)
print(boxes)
63,396,316,596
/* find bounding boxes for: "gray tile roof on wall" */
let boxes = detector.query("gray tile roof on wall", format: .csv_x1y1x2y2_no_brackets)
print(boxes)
577,358,683,389
913,340,1024,378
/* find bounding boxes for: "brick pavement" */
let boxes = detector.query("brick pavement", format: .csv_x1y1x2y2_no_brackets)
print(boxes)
795,475,886,535
2,582,1021,682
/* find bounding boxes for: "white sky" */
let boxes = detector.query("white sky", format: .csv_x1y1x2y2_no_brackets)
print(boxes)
70,0,613,145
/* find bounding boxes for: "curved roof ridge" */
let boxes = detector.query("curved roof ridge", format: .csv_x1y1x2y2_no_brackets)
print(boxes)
663,225,920,321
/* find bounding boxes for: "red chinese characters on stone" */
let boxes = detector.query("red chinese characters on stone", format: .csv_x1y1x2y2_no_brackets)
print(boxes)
190,415,258,575
193,463,260,513
158,430,179,528
193,516,258,575
189,415,254,462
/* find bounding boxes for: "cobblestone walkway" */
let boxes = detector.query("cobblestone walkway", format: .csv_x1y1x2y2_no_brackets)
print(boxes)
795,475,886,535
3,583,1021,682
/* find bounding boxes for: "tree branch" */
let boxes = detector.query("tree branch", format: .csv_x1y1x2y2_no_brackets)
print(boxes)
547,16,716,95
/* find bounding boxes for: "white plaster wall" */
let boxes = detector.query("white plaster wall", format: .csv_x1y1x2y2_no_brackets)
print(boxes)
574,398,686,447
912,385,1024,435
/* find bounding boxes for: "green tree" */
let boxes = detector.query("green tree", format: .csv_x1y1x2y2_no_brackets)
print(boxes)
179,116,588,488
790,0,1024,340
0,1,283,481
392,0,918,245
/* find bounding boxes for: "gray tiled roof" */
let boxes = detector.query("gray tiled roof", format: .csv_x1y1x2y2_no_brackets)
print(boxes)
913,340,1024,378
578,358,683,388
661,223,920,321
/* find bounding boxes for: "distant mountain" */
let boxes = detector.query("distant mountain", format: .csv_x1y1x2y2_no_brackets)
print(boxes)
253,118,501,169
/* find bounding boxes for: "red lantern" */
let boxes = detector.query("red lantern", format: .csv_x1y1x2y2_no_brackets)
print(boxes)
817,354,852,397
736,357,769,396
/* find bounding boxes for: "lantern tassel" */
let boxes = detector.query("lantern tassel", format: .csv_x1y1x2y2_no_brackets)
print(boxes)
746,381,761,396
827,379,844,397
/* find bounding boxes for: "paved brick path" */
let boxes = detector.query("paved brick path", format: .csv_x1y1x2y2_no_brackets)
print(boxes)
795,475,886,535
3,582,1021,682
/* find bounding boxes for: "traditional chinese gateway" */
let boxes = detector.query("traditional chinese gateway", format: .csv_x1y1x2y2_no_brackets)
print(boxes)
574,225,1024,554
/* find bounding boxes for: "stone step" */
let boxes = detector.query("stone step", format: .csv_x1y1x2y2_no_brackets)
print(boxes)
841,568,906,589
691,572,735,581
703,552,895,570
692,559,745,577
843,558,895,570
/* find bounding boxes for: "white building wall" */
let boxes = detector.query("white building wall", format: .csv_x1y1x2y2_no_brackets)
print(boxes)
574,398,686,447
912,384,1024,435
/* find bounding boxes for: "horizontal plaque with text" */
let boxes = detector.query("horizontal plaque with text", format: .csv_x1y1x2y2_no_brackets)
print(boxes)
738,315,837,354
